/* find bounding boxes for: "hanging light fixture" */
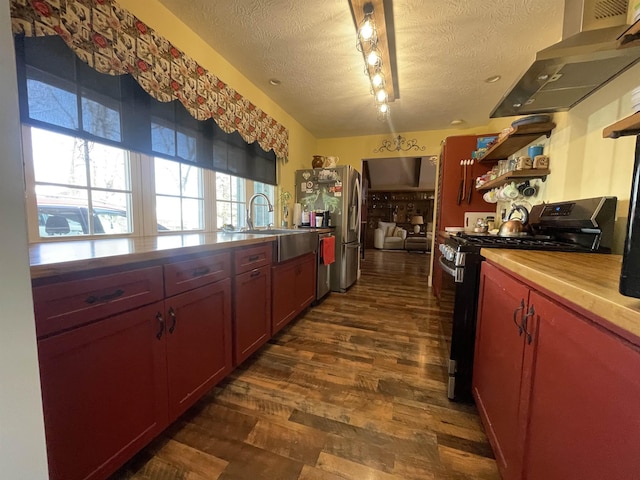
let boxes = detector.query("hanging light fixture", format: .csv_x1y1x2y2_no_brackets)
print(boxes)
350,0,396,118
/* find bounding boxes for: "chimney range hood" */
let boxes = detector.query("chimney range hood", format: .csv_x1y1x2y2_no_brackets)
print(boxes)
491,0,640,118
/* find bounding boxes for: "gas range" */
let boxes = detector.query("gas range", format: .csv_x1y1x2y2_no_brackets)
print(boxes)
440,197,617,403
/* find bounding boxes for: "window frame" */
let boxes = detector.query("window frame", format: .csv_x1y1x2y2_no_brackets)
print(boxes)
22,125,278,243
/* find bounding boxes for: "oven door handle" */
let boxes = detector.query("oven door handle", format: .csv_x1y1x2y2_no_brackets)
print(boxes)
439,255,463,283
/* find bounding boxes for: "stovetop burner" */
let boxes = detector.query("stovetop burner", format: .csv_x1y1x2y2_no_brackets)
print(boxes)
451,232,590,252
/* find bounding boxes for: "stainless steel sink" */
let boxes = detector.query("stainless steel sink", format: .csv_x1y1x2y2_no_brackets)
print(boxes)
241,229,318,262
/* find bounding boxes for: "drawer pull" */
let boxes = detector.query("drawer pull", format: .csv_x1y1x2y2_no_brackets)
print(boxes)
168,307,177,334
156,312,164,340
248,255,260,262
192,266,211,277
85,288,125,305
250,270,261,278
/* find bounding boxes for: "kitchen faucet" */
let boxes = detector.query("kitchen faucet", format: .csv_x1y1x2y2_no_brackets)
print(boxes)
246,193,274,230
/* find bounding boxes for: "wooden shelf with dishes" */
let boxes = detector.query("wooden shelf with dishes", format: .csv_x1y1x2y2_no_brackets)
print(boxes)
603,112,640,138
477,122,556,163
476,168,551,191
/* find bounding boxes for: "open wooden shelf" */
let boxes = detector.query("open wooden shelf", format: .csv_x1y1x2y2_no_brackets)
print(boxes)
477,122,556,163
476,169,551,191
603,112,640,138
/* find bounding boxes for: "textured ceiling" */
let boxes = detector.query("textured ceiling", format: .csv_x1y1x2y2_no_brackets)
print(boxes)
156,0,564,138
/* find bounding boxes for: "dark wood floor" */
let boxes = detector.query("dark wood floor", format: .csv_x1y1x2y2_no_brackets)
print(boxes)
113,250,499,480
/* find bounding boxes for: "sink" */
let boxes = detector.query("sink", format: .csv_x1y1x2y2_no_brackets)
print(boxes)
240,229,319,262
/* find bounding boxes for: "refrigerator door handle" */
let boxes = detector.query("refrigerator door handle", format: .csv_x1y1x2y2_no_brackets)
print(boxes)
353,176,362,239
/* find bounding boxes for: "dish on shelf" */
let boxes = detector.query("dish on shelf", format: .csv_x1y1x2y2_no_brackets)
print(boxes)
511,115,551,128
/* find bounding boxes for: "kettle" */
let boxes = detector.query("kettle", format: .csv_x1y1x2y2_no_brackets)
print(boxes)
498,204,529,237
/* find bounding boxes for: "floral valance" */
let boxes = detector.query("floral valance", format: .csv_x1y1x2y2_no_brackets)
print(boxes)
10,0,289,161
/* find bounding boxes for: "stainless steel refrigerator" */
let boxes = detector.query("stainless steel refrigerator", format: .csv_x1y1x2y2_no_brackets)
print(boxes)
295,165,361,292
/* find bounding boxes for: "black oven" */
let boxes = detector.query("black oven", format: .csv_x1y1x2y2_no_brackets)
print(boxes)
441,196,616,402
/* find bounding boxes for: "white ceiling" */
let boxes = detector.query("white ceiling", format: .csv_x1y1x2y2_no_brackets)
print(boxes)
156,0,564,138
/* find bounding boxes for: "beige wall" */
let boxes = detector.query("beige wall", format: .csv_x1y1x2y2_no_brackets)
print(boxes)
0,0,49,476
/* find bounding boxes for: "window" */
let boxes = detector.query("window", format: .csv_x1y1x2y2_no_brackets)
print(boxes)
30,127,132,238
216,172,246,229
154,158,204,232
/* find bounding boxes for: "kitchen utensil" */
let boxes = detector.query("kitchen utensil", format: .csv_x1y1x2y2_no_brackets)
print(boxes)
503,181,519,199
467,159,474,203
516,156,533,170
518,181,537,197
528,145,544,158
511,114,551,128
533,155,549,169
498,204,530,237
457,160,464,205
464,212,488,233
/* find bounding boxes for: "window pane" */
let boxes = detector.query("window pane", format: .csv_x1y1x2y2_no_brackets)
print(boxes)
154,158,181,195
81,96,121,141
177,130,197,162
216,172,231,201
32,128,87,186
36,186,89,237
233,203,246,228
181,164,202,198
26,71,79,130
232,175,245,203
181,198,203,230
216,201,232,229
88,142,129,191
156,195,182,231
151,121,176,157
93,195,132,235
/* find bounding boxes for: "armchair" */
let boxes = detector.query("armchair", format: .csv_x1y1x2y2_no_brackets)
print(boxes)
374,221,407,250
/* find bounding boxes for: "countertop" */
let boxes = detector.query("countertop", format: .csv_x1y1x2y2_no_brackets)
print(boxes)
481,249,640,341
29,233,275,279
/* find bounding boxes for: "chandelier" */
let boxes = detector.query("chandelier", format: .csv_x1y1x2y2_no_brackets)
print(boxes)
350,0,396,118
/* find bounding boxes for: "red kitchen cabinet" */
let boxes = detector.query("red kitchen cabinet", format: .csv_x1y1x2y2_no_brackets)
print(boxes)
165,278,232,421
272,253,316,335
473,261,530,480
436,135,497,233
521,291,640,480
37,302,168,480
233,264,271,364
474,261,640,480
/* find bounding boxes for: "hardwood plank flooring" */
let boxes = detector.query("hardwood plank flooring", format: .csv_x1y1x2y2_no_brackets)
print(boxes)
113,250,499,480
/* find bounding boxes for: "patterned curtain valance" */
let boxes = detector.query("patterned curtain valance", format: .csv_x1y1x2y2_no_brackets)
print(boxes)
10,0,289,161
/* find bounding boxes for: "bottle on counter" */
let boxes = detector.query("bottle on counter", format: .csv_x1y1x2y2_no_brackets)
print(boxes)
301,206,310,226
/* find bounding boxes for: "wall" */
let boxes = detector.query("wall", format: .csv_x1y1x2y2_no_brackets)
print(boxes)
0,0,49,476
116,0,318,222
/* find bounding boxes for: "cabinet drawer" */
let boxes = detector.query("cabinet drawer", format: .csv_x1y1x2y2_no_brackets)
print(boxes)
33,266,164,338
164,252,231,297
234,244,272,274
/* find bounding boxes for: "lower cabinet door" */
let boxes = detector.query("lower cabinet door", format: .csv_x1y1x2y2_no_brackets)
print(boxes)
272,260,298,335
473,262,530,480
233,265,271,364
165,279,232,421
37,302,168,480
522,291,640,480
295,253,316,310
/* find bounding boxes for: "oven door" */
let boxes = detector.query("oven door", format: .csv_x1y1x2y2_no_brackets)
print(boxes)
439,252,483,402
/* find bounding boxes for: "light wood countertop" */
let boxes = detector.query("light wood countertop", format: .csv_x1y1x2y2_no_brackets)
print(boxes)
481,249,640,341
29,233,276,279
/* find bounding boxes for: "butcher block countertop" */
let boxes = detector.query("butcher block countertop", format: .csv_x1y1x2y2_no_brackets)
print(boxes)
481,249,640,341
29,233,275,279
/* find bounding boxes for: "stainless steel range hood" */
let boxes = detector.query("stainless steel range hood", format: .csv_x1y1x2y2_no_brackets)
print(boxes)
491,0,640,118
